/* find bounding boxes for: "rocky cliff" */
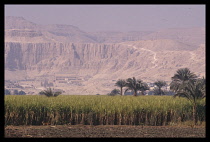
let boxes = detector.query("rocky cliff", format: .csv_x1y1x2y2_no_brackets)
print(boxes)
5,40,205,94
4,16,205,95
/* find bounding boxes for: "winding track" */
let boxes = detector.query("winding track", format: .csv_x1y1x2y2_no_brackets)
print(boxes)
190,52,199,62
119,43,158,68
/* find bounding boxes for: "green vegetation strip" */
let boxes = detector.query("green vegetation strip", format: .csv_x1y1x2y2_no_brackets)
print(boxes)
5,95,205,126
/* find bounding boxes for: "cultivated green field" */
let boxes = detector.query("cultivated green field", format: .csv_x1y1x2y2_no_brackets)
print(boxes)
5,95,205,126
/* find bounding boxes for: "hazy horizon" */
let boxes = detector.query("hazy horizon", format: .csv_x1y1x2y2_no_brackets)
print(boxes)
5,5,205,32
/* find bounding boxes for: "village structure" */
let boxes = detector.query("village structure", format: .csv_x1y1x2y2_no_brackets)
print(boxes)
5,74,172,95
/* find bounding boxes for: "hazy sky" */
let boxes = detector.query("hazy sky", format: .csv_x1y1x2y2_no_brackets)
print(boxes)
5,5,205,32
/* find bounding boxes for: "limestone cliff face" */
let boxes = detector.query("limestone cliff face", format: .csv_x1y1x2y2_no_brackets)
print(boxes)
5,42,25,71
4,16,205,95
5,40,205,94
5,40,205,79
5,42,129,75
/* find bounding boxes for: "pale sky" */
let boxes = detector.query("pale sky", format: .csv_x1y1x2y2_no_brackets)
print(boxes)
5,5,205,32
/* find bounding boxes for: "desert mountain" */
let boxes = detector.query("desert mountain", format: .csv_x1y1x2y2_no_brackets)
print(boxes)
142,27,205,47
4,16,205,95
88,31,153,43
5,16,97,43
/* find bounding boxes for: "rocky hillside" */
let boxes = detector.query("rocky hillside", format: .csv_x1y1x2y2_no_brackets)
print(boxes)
4,16,205,95
142,27,205,47
5,16,97,43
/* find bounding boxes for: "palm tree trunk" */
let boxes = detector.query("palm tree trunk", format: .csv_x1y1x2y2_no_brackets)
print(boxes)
159,88,161,96
133,90,137,96
192,104,197,125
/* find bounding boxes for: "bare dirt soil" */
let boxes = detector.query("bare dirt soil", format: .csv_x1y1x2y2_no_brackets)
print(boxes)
5,125,205,138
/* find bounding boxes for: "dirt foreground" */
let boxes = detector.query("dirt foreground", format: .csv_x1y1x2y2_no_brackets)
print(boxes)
5,125,205,138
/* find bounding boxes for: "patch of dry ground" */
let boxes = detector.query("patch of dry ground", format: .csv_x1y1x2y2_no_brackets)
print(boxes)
5,125,205,138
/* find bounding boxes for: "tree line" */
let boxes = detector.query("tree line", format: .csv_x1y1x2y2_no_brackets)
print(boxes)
108,68,205,125
108,68,205,97
108,78,169,96
5,89,26,95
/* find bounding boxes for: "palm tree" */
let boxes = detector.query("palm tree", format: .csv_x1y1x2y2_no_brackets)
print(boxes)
170,68,197,92
173,78,205,125
170,68,205,125
139,82,150,95
39,88,62,97
125,77,139,96
199,77,206,98
125,77,147,96
115,79,126,96
154,80,167,95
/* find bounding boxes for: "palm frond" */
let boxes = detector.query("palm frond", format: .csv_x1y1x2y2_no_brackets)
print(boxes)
115,79,126,87
39,88,62,97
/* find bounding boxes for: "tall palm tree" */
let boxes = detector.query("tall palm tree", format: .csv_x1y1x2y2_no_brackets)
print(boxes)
139,82,150,95
170,68,204,125
170,68,197,92
115,79,126,96
125,77,139,96
173,78,205,125
199,77,206,98
154,80,167,95
39,88,62,97
125,77,147,96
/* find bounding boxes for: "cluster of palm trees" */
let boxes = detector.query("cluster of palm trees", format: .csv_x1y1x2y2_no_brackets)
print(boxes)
110,78,168,96
170,68,205,125
110,68,205,125
110,68,205,97
108,77,150,96
153,80,167,95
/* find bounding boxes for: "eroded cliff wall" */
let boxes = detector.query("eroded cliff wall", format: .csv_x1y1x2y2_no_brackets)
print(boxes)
4,16,205,95
5,41,205,78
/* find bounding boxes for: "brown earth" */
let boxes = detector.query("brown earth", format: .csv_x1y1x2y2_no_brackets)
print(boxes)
5,125,205,138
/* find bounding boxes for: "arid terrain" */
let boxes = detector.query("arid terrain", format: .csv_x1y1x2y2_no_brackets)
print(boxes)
4,15,206,138
5,125,205,138
4,16,205,95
